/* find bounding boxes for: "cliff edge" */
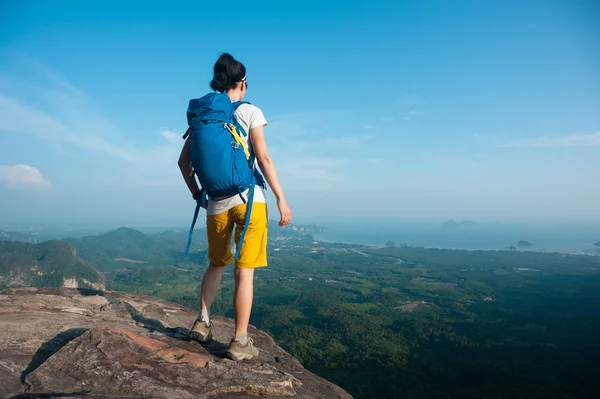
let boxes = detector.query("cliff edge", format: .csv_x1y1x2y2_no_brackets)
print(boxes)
0,287,351,398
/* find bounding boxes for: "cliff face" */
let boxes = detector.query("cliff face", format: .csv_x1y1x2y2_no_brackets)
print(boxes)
0,288,351,398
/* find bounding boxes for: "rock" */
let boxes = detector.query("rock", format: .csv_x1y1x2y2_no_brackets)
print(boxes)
0,287,351,398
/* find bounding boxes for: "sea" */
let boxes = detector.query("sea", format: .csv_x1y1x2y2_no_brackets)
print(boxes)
312,221,600,254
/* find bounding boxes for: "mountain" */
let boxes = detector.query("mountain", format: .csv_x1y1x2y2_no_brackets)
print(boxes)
0,240,104,290
0,287,351,398
65,227,209,270
66,224,328,271
65,227,160,261
153,228,190,242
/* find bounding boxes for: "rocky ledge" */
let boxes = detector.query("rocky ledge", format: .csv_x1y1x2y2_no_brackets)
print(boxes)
0,287,351,398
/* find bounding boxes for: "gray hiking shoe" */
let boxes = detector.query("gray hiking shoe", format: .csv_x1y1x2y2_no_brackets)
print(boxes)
189,320,212,343
226,337,259,360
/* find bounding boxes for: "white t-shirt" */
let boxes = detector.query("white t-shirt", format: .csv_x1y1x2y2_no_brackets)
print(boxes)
207,103,268,216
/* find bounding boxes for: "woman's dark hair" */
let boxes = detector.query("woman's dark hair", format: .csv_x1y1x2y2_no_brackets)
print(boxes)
210,53,246,92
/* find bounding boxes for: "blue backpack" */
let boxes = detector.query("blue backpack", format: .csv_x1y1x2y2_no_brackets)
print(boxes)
183,92,265,256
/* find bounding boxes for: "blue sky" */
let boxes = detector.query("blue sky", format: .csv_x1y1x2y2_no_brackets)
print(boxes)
0,0,599,228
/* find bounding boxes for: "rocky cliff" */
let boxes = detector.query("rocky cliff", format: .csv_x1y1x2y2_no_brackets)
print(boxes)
0,288,351,398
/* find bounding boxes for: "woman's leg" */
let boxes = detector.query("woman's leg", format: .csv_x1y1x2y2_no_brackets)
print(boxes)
201,209,235,321
226,201,267,358
233,267,255,336
190,262,226,342
230,201,268,338
200,264,226,315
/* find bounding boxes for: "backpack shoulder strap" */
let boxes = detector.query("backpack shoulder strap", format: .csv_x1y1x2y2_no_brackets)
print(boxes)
232,101,250,112
234,180,256,262
231,101,251,137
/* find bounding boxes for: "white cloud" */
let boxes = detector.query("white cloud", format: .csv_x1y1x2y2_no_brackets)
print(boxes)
0,66,184,183
0,164,50,188
503,132,600,148
0,93,135,162
160,128,181,143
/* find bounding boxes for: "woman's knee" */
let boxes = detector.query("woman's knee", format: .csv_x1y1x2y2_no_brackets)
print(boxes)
234,268,254,283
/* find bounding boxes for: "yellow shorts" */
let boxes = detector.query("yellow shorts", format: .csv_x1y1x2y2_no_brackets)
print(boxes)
206,202,268,269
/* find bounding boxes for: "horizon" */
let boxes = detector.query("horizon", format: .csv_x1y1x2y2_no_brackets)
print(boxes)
3,218,598,255
3,217,600,232
1,1,599,226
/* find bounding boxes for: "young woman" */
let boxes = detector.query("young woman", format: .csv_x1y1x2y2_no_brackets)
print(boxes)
178,53,292,360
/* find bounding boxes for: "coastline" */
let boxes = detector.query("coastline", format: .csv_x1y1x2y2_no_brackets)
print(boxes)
311,224,600,256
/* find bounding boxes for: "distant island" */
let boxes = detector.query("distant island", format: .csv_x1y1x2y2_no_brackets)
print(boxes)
441,220,476,229
595,241,600,247
517,240,533,248
279,223,327,234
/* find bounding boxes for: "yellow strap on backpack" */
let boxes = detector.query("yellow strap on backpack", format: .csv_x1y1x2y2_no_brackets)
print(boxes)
228,124,250,159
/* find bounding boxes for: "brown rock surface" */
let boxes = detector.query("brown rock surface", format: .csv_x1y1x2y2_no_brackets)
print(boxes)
0,287,351,398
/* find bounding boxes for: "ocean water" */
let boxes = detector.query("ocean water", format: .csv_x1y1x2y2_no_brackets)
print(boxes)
312,222,600,253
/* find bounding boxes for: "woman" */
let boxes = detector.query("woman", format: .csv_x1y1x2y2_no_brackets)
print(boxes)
178,53,292,360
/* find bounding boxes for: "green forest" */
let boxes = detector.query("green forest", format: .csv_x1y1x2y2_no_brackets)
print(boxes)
2,226,600,398
0,240,103,289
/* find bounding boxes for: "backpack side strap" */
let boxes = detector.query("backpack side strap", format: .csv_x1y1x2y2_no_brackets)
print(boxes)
185,201,201,256
234,178,256,262
185,188,207,256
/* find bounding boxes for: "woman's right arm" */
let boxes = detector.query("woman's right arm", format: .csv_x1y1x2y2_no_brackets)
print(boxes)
178,137,201,198
250,125,292,226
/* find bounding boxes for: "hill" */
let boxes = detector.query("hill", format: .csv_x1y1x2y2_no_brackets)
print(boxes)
0,287,350,398
64,227,209,271
65,227,159,264
0,240,104,290
64,223,320,271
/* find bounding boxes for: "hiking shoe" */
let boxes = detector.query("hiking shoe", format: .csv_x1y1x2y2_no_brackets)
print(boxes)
226,337,259,360
189,320,212,343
